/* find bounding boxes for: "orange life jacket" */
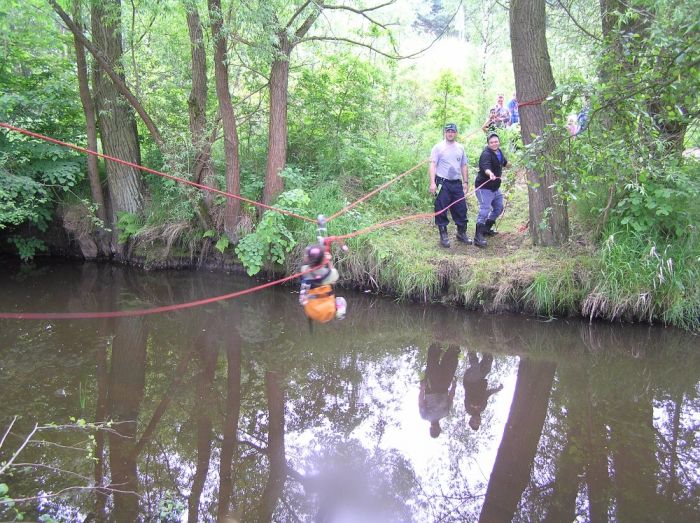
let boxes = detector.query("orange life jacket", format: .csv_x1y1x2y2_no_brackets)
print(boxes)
303,285,336,323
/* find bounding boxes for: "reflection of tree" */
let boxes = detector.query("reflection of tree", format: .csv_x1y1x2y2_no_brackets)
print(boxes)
257,369,286,522
479,357,556,523
218,330,242,521
107,316,148,521
187,331,217,523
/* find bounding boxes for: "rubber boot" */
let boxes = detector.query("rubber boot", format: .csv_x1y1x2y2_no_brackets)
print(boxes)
438,225,450,248
456,224,473,245
474,223,487,248
484,219,498,237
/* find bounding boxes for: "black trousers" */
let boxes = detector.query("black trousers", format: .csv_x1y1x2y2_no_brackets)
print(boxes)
434,177,467,227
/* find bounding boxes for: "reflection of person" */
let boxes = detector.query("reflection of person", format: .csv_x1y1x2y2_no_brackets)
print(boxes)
463,352,502,431
419,343,460,438
429,123,472,248
492,94,511,128
474,133,508,247
299,244,346,322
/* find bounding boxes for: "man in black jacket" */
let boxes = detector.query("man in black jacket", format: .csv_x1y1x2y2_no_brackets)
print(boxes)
473,133,508,247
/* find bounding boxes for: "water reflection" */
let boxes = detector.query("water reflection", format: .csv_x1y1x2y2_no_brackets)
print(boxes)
463,352,502,432
419,343,459,438
0,260,699,522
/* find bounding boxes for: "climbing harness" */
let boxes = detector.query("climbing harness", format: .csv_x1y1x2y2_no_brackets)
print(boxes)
299,215,346,324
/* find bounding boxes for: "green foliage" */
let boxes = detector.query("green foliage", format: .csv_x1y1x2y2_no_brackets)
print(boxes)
584,230,699,328
430,69,472,131
0,0,85,257
235,188,311,275
7,236,47,261
156,491,185,522
116,212,144,244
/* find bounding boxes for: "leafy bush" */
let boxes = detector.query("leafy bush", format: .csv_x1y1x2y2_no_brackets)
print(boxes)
235,188,311,275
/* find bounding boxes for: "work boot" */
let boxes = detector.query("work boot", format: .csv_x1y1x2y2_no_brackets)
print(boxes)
438,225,450,248
484,219,498,237
456,224,473,245
474,223,487,248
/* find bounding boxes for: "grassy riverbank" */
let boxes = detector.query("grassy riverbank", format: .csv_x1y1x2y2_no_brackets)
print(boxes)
323,174,700,331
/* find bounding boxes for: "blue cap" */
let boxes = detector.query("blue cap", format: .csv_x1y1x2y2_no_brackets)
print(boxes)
444,123,458,132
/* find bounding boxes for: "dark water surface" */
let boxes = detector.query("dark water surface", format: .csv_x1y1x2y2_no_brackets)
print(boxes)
1,260,698,522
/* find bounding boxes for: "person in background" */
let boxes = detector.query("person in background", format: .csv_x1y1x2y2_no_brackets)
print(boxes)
419,343,460,438
482,108,498,134
429,123,472,248
463,351,503,431
566,114,579,136
507,92,519,126
474,133,508,247
577,97,590,134
492,94,511,128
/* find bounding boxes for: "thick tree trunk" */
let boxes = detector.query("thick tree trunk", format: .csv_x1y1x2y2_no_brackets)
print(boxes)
71,2,107,235
510,0,569,246
208,0,241,238
479,357,556,523
51,0,164,150
262,41,291,207
90,0,146,251
261,4,321,207
185,4,215,220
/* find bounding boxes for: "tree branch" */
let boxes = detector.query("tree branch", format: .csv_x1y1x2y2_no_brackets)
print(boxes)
48,0,165,150
286,0,314,30
554,0,602,42
321,2,397,29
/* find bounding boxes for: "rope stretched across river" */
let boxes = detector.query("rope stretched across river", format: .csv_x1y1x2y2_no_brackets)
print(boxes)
0,112,535,319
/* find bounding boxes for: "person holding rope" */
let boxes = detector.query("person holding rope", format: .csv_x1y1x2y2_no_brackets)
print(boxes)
474,132,508,248
429,123,472,248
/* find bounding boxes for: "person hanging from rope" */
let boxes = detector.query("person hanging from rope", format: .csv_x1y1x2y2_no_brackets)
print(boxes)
429,123,472,248
299,216,347,323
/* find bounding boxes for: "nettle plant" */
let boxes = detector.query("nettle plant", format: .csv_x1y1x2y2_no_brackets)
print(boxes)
235,188,311,276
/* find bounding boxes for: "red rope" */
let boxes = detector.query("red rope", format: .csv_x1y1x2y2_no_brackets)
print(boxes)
0,122,316,223
516,96,547,108
0,268,313,320
329,178,492,243
326,159,429,222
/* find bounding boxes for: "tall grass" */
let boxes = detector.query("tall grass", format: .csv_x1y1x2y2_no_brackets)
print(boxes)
582,230,699,328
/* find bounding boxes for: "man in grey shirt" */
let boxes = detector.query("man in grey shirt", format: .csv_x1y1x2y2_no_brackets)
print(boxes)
429,123,471,248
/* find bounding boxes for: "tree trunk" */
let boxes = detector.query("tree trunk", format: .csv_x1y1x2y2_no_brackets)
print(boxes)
71,1,108,238
479,357,557,523
261,4,321,207
262,37,291,207
185,3,215,221
208,0,241,238
90,0,146,250
510,0,569,246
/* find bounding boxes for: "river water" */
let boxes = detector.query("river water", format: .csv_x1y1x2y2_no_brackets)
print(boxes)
0,259,698,522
